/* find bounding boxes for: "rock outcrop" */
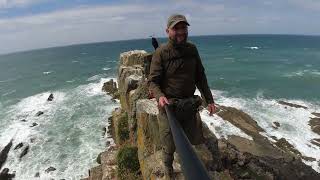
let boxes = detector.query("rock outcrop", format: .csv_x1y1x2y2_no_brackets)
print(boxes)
84,50,320,180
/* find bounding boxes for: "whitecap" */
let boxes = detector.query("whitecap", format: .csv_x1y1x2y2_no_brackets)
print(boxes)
245,46,259,50
72,60,79,63
102,67,111,71
2,90,16,97
43,71,53,75
86,74,102,82
283,69,320,78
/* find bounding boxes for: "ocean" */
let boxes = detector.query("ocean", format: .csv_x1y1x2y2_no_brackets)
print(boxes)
0,35,319,179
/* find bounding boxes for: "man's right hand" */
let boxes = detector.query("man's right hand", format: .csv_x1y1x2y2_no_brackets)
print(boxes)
159,96,169,107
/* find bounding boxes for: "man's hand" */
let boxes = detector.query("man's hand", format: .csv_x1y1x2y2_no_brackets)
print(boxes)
159,96,169,107
207,103,216,116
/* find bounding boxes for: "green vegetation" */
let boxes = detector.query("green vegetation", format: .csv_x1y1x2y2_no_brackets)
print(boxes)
116,146,141,180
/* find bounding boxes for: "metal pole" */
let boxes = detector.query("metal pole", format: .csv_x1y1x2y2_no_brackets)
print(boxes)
164,105,211,180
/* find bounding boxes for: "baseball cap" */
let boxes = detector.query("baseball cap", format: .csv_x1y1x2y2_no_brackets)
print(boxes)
167,14,190,29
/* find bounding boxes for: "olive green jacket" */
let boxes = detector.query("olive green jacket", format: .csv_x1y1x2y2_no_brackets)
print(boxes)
148,39,214,104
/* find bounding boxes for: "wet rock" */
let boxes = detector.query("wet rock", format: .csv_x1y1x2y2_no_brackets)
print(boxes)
309,117,320,135
45,166,56,173
14,142,23,150
278,100,308,109
96,152,102,164
30,138,36,143
0,139,13,169
272,121,280,129
102,127,107,137
19,145,29,160
20,119,27,122
0,168,15,180
35,172,40,177
311,138,320,147
312,112,320,117
102,79,118,99
106,140,111,146
47,93,54,101
216,106,264,136
30,122,38,127
275,138,301,157
35,111,44,116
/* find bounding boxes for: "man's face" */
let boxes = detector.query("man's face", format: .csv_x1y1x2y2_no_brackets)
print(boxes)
166,22,188,44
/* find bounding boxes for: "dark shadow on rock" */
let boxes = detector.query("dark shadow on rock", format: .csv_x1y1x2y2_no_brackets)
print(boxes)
0,168,15,180
45,166,56,173
35,111,44,116
0,139,13,169
47,93,54,101
278,100,308,109
14,142,23,150
19,145,29,160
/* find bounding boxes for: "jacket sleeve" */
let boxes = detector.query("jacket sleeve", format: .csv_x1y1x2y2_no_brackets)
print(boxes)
194,46,214,104
148,49,165,101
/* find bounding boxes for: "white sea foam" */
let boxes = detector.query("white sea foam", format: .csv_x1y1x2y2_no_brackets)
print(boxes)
86,75,101,81
0,77,119,179
72,60,79,63
43,71,53,75
283,69,320,78
204,89,320,172
201,109,253,140
245,46,259,50
2,90,16,97
102,67,111,71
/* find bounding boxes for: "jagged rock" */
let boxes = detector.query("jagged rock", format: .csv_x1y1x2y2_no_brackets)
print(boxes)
34,172,40,177
0,139,13,169
30,138,36,143
311,138,320,147
119,50,147,66
102,79,118,99
216,106,264,136
14,143,23,150
96,152,102,164
278,100,308,109
19,145,29,160
30,122,38,127
273,121,280,129
102,127,106,137
20,119,27,122
35,111,44,116
309,117,320,135
47,93,54,101
88,165,102,180
0,168,15,180
45,166,56,173
275,138,301,157
312,112,320,117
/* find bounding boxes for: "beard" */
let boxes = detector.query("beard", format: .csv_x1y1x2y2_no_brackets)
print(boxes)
171,33,188,44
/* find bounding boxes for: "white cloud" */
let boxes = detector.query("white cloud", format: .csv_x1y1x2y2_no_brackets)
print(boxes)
0,1,318,54
0,0,42,9
290,0,320,11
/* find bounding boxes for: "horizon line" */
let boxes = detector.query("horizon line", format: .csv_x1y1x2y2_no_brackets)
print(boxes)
1,33,320,56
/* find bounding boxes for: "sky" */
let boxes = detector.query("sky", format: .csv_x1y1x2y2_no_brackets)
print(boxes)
0,0,320,54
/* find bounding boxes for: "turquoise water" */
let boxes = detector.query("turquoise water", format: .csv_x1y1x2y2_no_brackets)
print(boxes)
0,35,320,178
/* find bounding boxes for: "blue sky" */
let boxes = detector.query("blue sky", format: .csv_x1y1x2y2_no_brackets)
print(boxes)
0,0,319,54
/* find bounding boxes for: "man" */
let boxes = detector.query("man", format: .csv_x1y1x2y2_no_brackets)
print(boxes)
148,14,216,179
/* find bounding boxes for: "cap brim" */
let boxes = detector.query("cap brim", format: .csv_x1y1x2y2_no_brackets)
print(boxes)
169,20,190,29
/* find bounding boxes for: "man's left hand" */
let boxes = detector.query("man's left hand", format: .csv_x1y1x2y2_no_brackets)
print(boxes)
207,103,216,116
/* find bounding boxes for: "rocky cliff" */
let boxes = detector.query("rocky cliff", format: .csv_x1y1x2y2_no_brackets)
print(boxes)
83,50,320,180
